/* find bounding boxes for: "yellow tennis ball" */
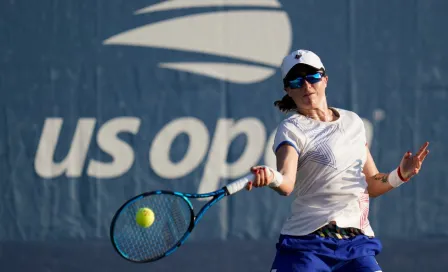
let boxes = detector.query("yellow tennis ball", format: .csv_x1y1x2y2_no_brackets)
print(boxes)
136,207,155,228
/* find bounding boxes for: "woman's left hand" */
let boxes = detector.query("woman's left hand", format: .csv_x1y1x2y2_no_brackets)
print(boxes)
399,141,430,180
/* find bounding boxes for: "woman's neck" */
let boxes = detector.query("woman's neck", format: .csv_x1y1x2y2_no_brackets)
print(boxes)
298,107,335,122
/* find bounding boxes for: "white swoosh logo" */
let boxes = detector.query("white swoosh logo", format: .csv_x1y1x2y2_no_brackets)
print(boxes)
136,0,282,14
159,62,275,83
103,3,292,84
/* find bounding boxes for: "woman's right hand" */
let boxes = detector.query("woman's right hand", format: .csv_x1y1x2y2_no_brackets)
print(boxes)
246,166,274,191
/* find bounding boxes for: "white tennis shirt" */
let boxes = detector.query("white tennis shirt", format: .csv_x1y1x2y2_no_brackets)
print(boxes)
273,108,374,237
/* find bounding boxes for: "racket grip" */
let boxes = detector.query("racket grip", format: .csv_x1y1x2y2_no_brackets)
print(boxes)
225,173,255,195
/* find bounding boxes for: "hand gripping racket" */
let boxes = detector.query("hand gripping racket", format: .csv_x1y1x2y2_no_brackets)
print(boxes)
110,173,255,263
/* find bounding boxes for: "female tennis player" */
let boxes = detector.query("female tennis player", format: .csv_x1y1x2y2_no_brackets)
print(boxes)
246,49,430,272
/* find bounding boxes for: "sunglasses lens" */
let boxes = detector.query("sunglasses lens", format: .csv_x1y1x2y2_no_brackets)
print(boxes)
306,73,323,84
289,78,304,88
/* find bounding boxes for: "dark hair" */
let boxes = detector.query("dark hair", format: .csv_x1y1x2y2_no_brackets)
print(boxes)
275,64,326,113
274,95,298,113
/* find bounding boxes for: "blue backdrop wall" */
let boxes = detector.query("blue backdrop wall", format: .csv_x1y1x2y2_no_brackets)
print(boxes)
1,0,448,271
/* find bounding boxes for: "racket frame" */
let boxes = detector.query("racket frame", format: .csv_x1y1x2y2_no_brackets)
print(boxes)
110,173,253,263
110,188,229,263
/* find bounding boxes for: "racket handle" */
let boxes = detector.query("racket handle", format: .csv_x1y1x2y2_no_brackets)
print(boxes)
224,173,255,195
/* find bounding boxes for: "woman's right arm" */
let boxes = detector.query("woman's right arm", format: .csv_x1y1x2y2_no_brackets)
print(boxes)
247,144,298,196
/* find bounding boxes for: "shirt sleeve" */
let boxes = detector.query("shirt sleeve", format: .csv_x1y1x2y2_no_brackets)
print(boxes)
272,121,303,156
357,114,368,147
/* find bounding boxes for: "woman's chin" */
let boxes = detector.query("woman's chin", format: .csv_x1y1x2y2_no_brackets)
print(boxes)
301,98,317,107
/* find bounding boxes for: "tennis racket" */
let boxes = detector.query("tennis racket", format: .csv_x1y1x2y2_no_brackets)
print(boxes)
110,173,255,263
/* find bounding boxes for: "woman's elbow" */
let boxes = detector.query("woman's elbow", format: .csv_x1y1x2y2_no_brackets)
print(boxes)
367,187,380,198
368,192,379,198
273,186,293,196
279,186,294,196
280,190,292,197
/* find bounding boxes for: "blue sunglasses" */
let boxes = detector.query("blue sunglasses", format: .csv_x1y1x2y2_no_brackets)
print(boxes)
287,72,323,89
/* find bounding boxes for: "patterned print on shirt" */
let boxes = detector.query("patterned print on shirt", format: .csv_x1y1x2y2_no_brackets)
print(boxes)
287,118,338,169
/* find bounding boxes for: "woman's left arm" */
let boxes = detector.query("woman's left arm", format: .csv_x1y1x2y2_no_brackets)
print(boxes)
363,142,430,198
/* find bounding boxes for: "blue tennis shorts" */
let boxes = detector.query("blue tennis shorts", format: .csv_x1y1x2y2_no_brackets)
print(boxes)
270,233,383,272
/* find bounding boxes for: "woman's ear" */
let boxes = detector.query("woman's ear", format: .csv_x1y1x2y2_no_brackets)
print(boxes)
323,75,328,87
284,87,291,96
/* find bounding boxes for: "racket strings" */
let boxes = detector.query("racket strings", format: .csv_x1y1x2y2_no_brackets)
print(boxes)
112,194,192,262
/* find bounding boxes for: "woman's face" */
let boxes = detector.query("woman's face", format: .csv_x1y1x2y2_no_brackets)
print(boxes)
284,66,328,110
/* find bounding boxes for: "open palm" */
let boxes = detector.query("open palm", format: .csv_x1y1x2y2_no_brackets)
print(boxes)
399,142,430,180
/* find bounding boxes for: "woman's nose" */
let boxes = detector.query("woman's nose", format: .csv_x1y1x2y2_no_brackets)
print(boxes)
302,80,313,90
